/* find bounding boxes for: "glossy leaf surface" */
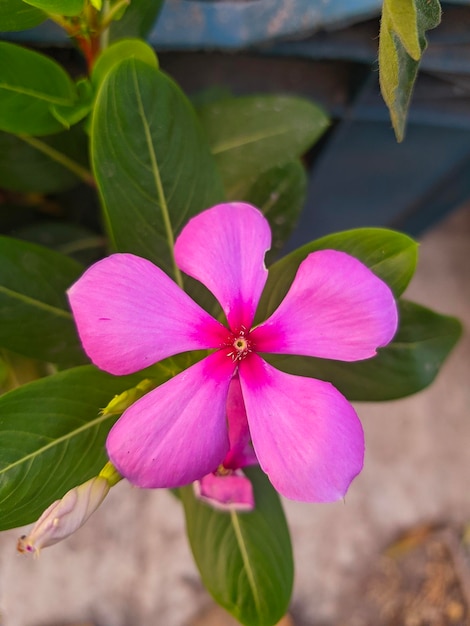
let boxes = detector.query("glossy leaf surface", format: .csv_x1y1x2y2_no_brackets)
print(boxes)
266,300,462,401
256,227,418,323
0,367,144,529
0,0,46,31
91,39,158,88
0,42,77,136
22,0,84,16
198,95,329,199
181,466,293,626
0,236,86,365
91,59,224,279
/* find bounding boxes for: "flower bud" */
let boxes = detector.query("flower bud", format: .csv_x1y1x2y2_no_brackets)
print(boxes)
17,476,110,556
100,379,155,416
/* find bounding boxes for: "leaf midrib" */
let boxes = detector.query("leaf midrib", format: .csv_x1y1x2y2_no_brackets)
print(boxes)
0,82,73,106
0,411,111,476
0,284,72,319
211,125,306,155
230,509,262,617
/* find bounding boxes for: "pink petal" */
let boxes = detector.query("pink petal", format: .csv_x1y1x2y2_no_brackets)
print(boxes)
239,354,364,502
194,471,255,511
223,376,257,470
252,250,398,361
174,203,271,331
68,253,228,375
106,351,236,488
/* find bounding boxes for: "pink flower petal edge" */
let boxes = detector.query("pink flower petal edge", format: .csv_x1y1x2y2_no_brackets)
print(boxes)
67,253,227,375
252,249,398,362
174,202,271,330
194,472,255,512
106,351,236,488
239,354,364,502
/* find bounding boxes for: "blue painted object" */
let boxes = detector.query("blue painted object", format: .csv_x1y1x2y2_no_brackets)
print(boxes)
150,0,383,49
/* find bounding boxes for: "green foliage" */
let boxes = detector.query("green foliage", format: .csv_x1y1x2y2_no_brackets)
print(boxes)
91,58,225,280
267,300,462,401
257,227,418,323
0,125,90,193
181,467,293,626
0,366,144,529
245,160,308,265
91,39,158,88
0,1,462,622
108,0,165,41
0,42,83,136
0,0,46,31
0,236,87,365
197,94,329,199
379,0,442,141
22,0,84,17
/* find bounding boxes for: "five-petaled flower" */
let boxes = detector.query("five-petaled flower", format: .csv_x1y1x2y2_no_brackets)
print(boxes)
68,202,398,502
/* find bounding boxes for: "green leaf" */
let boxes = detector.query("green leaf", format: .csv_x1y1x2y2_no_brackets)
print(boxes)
91,39,158,88
243,160,307,266
197,95,329,199
22,0,84,17
50,78,94,129
91,58,225,280
0,125,91,193
379,0,441,141
0,236,87,365
256,227,418,324
181,467,293,626
0,42,78,136
108,0,165,41
267,299,462,401
0,366,147,530
0,0,46,31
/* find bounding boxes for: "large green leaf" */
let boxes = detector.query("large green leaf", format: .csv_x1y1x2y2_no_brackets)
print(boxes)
181,466,293,626
0,0,46,31
91,38,158,88
256,227,418,323
0,367,142,529
108,0,165,41
91,58,225,281
379,0,441,141
0,236,87,365
22,0,84,16
0,125,90,193
266,300,462,401
198,94,329,199
243,160,307,266
0,42,78,136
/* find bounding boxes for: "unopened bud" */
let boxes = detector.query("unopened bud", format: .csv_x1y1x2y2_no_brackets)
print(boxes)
17,476,110,556
101,379,155,416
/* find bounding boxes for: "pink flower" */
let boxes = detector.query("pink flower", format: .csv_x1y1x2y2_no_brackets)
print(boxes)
194,376,257,511
68,202,398,502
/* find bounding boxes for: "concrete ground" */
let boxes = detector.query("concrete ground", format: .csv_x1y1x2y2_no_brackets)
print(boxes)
0,203,469,626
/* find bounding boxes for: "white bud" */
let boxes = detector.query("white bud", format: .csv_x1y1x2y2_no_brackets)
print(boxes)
17,476,110,556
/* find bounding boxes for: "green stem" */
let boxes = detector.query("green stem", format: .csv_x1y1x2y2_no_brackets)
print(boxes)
99,0,111,50
100,0,130,31
18,134,95,188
